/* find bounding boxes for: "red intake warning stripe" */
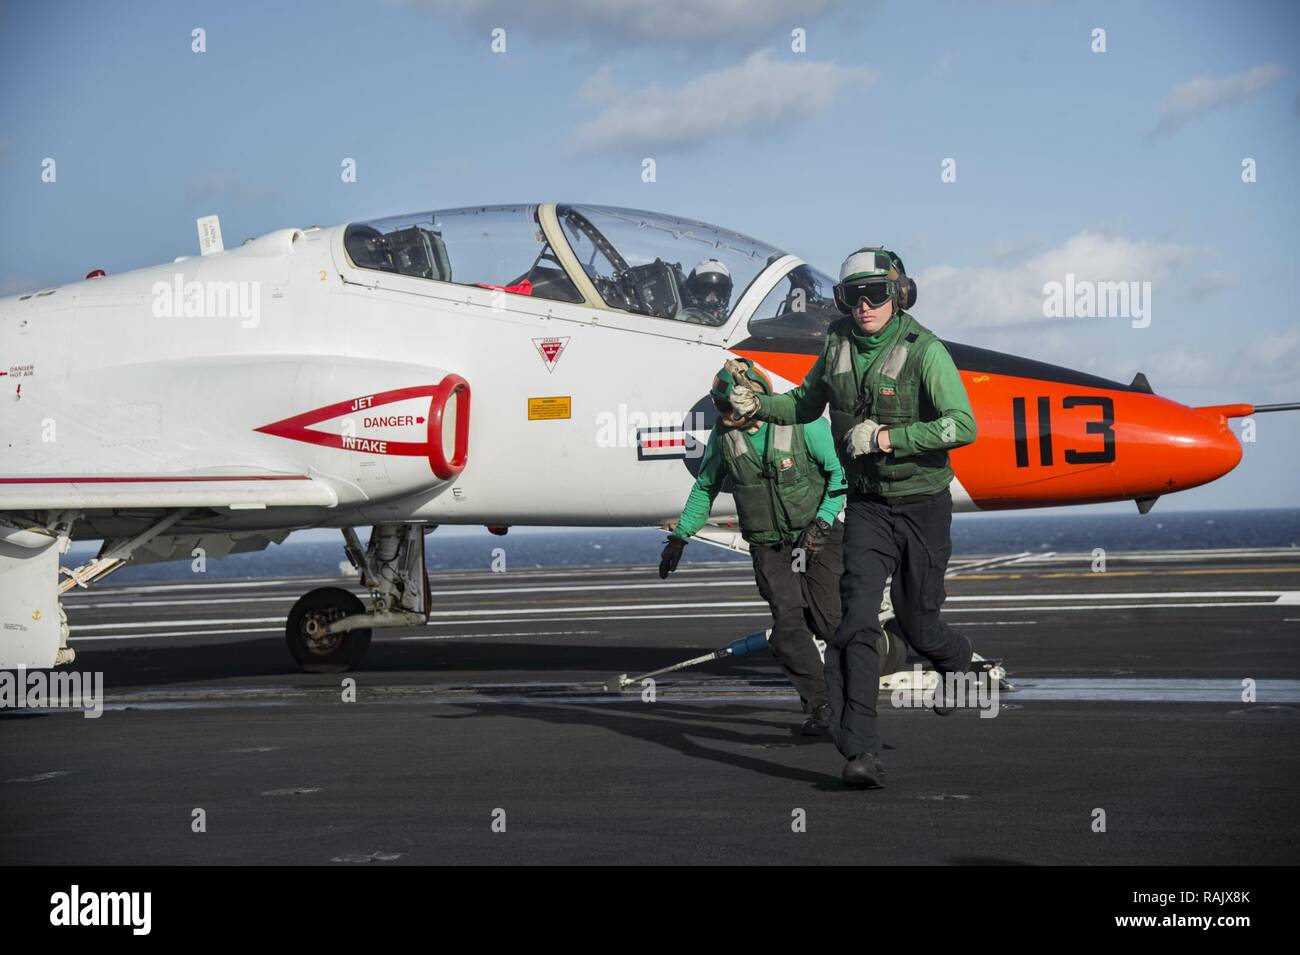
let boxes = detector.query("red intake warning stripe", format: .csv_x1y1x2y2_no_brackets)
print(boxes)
257,385,440,464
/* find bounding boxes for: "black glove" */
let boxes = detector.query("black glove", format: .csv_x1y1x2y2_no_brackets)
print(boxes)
797,518,832,559
658,536,687,579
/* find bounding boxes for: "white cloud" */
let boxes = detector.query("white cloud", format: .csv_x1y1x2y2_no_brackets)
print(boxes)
1154,64,1286,134
576,64,620,105
1242,328,1300,402
1244,327,1300,376
915,232,1195,330
400,0,853,47
1141,348,1216,386
974,326,1105,374
1125,333,1297,395
571,50,872,153
918,238,1288,402
1181,269,1239,302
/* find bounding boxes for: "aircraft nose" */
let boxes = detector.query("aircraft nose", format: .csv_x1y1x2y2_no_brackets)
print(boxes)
1121,399,1243,499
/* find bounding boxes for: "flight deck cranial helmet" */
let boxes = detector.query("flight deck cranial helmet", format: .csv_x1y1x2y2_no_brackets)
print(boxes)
686,258,734,320
833,246,917,315
710,357,771,425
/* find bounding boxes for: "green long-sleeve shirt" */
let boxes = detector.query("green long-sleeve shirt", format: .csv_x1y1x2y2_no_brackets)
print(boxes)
671,417,846,541
755,316,977,458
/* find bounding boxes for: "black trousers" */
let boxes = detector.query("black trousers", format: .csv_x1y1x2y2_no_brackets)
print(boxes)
749,523,843,713
827,488,967,758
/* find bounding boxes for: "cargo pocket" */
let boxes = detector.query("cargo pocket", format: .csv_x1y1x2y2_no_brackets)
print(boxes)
920,540,951,614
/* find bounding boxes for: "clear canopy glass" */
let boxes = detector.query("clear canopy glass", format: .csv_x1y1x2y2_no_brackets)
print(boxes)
344,205,582,303
746,263,841,340
556,204,786,325
345,203,788,324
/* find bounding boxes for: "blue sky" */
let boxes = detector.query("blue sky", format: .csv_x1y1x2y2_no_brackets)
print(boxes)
2,0,1297,511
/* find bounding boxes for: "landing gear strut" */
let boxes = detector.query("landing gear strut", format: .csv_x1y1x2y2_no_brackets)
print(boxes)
284,523,431,672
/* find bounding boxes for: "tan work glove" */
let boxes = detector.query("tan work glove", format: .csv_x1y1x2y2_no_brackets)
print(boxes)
722,361,760,418
845,419,884,457
729,385,760,417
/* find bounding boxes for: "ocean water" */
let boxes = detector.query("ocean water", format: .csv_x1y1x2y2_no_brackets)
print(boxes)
61,509,1300,584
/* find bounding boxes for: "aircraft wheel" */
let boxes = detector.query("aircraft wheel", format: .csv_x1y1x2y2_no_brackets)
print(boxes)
286,587,372,673
881,618,910,674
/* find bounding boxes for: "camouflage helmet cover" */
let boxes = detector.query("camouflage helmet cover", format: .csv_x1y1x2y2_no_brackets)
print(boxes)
711,357,771,407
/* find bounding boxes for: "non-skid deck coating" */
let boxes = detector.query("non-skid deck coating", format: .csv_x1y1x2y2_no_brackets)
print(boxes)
3,549,1298,864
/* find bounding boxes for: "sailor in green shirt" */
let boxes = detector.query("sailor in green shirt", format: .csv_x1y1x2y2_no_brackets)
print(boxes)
658,358,847,735
728,248,978,789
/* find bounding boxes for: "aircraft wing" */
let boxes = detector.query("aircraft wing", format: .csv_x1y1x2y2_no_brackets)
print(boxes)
670,519,750,555
0,470,337,511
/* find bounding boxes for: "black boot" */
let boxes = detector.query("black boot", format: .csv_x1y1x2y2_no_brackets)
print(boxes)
842,752,885,789
800,703,832,736
933,634,975,717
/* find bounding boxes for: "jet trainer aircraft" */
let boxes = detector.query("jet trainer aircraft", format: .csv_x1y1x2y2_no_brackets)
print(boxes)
1,203,1290,672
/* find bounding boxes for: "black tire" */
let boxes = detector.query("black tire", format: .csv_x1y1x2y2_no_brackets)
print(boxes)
881,618,910,674
285,587,372,673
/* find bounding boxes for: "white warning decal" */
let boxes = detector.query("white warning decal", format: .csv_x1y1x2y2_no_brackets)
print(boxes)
533,337,570,373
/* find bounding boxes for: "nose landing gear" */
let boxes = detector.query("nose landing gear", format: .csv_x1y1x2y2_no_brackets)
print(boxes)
284,523,431,672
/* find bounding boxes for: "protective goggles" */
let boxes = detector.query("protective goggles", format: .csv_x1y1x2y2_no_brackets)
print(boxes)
834,278,895,312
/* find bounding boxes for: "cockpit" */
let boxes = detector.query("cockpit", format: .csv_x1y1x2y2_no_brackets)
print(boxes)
344,204,584,304
342,203,790,328
741,260,842,341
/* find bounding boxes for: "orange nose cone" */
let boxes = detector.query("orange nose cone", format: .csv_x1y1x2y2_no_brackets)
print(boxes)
1121,400,1243,499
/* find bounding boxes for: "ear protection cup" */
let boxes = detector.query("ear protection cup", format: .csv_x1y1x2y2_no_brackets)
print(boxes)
884,251,917,310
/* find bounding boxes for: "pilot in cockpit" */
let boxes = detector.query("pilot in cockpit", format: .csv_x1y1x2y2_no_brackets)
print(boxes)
681,258,733,325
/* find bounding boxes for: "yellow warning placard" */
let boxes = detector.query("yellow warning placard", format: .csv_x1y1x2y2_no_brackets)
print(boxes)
528,396,571,421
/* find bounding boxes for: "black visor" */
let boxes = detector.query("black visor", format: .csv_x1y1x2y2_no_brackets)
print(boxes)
689,271,732,306
835,279,894,311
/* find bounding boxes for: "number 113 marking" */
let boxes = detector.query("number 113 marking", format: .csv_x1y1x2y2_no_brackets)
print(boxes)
1012,395,1115,467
